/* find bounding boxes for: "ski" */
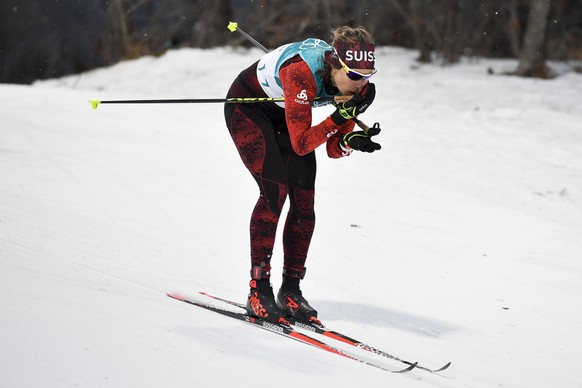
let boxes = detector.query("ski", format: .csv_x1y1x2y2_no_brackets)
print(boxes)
167,293,417,374
199,291,451,374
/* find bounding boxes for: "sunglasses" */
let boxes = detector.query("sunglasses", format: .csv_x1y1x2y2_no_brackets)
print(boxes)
333,48,377,81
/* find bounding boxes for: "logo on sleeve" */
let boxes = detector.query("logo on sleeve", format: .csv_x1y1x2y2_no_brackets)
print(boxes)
294,89,310,105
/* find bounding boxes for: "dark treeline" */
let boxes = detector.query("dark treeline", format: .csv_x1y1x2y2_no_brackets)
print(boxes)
1,0,581,84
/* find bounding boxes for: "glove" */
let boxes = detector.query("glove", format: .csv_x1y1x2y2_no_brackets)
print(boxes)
331,83,376,125
340,122,382,153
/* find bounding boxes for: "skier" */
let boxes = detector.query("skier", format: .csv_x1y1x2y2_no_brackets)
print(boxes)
224,26,380,324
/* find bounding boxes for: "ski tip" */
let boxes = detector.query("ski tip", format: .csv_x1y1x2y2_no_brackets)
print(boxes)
433,362,452,373
227,21,238,32
397,362,418,373
166,292,187,301
89,100,101,110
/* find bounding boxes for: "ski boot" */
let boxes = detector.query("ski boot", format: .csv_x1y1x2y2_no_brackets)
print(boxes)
245,278,287,324
276,288,320,324
276,267,320,324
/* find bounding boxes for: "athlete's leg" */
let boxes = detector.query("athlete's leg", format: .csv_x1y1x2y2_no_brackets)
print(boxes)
225,103,289,277
282,150,316,285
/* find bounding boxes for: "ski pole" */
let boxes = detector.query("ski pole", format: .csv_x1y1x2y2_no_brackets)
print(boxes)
227,21,375,134
89,97,281,110
227,22,269,53
89,96,354,110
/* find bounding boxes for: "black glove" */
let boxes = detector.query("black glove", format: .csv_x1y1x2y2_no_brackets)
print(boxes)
331,83,376,125
340,122,382,153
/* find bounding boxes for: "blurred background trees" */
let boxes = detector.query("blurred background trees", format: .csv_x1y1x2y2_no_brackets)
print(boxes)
1,0,581,84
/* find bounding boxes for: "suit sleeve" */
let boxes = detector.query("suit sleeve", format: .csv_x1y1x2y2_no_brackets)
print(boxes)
325,123,355,158
279,61,354,157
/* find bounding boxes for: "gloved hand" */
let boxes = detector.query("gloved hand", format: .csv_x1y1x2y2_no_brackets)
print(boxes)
340,122,382,153
331,83,376,125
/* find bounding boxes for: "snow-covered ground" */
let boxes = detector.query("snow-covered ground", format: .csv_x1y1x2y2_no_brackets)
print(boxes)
1,45,581,387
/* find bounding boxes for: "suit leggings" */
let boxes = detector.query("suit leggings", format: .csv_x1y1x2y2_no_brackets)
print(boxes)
224,101,316,279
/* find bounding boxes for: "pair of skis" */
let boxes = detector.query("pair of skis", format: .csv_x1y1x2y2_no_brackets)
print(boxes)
167,292,450,375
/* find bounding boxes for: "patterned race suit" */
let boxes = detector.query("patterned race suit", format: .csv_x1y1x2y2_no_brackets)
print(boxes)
224,38,355,279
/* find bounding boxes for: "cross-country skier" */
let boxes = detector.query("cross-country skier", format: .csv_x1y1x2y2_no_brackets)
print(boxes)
224,26,380,324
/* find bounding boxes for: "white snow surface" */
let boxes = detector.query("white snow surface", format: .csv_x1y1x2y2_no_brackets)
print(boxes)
1,46,581,387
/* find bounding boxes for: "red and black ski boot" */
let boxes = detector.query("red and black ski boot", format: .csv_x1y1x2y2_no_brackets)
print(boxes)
276,288,320,324
245,278,287,324
276,266,320,324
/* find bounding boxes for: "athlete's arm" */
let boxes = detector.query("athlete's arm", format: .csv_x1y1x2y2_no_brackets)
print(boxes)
280,60,354,156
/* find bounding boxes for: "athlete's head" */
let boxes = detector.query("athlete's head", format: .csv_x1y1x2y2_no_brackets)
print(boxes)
331,26,375,70
328,26,376,95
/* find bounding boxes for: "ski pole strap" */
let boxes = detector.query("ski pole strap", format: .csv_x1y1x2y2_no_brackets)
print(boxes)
283,266,306,280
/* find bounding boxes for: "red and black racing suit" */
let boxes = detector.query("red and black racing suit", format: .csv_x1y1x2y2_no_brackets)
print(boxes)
224,56,355,279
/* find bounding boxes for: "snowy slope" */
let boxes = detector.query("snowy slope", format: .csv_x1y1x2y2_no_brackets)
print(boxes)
1,46,581,388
